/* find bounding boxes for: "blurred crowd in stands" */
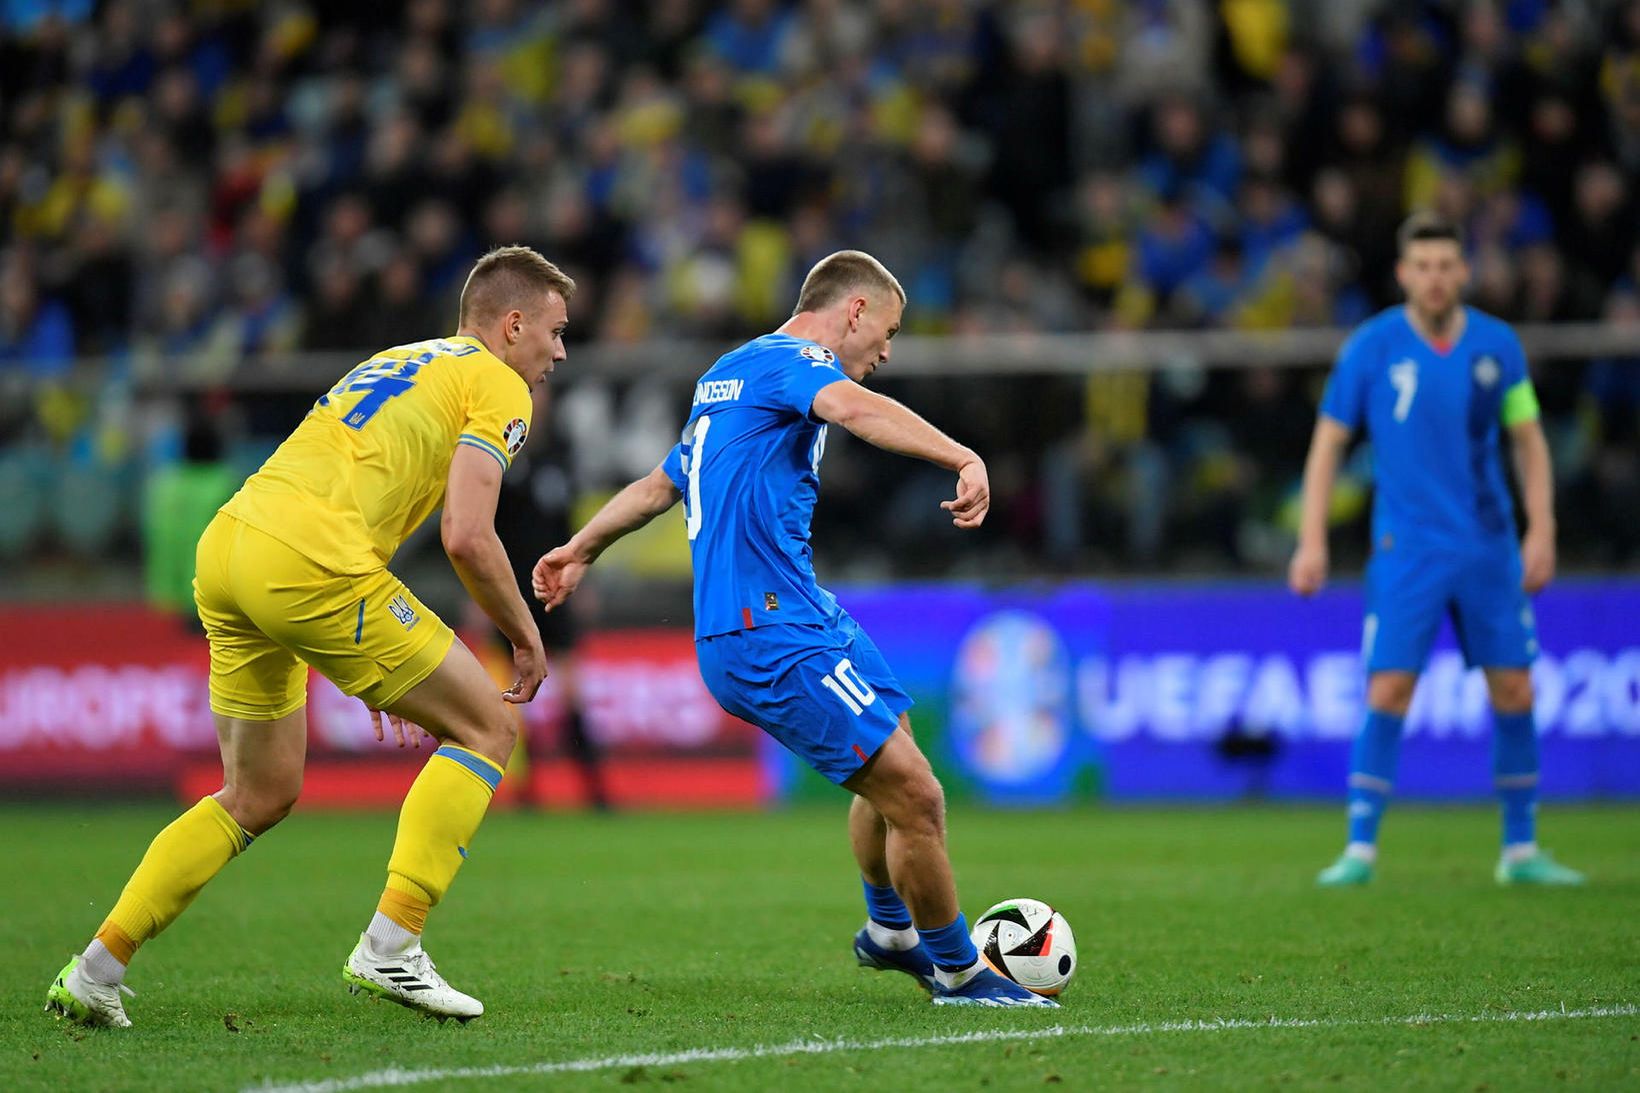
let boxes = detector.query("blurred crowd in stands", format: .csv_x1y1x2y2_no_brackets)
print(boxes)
1,0,1637,584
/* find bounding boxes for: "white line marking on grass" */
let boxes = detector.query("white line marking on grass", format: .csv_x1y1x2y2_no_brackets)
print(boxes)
247,1003,1638,1093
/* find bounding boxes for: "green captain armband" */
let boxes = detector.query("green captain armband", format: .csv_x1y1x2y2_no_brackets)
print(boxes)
1501,380,1540,426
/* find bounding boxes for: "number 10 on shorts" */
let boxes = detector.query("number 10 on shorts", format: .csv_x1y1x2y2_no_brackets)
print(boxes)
820,658,877,715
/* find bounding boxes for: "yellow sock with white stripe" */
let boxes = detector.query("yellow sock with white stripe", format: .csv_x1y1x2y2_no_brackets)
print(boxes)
87,796,253,981
369,744,504,954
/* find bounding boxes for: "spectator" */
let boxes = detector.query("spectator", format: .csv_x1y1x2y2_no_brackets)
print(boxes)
1,0,1637,577
1560,162,1637,290
302,255,367,351
64,215,135,356
0,255,74,376
1067,171,1139,312
1135,190,1214,303
981,9,1075,249
1138,96,1240,210
704,0,793,76
1404,80,1519,213
364,250,435,349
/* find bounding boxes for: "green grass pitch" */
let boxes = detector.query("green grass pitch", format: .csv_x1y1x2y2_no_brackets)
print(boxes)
3,803,1636,1091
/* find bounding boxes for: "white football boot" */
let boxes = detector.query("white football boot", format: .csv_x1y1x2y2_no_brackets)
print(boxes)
45,955,134,1028
342,934,484,1023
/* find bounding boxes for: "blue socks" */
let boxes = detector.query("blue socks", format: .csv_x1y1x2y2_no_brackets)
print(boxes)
1346,709,1404,849
1343,705,1539,853
861,879,912,930
917,913,978,971
1493,709,1539,848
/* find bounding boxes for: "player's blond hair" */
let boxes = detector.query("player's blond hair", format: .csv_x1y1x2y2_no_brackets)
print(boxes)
792,250,905,316
458,246,577,325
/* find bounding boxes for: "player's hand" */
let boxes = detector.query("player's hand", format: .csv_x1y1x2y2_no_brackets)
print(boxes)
504,638,548,705
1521,524,1555,594
1288,541,1328,597
366,704,428,749
533,545,589,610
942,458,990,529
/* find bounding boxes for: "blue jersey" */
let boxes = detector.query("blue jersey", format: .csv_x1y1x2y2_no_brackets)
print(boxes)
1320,305,1540,552
662,333,853,639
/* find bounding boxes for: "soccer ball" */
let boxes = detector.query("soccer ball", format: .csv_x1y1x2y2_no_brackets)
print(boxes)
970,898,1076,997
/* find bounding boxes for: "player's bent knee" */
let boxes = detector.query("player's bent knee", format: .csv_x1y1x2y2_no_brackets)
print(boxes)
483,711,518,763
217,778,301,835
881,771,946,837
1487,671,1534,713
439,706,516,769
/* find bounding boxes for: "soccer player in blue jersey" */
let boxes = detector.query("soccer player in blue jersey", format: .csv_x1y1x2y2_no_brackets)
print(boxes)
1290,214,1585,887
533,251,1053,1007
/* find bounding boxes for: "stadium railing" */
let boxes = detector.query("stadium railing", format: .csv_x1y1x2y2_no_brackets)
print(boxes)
5,322,1638,393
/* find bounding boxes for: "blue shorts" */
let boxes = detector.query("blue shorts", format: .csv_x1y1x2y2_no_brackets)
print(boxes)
1364,542,1539,674
696,614,913,785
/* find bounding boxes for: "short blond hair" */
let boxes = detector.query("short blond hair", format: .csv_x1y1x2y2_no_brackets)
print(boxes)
458,245,576,325
792,250,905,315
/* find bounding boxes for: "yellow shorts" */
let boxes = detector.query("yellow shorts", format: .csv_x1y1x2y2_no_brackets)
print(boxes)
193,513,455,720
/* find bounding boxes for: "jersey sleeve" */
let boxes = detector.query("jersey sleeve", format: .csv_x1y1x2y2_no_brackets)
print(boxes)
661,442,687,492
772,345,851,421
1319,326,1371,429
1497,329,1541,426
459,364,532,471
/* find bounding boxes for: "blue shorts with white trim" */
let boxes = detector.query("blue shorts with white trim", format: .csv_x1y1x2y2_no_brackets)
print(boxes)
696,614,912,784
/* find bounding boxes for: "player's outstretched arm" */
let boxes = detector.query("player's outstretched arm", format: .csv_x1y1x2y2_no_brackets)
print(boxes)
533,464,681,609
810,380,989,528
1509,418,1556,593
443,444,547,703
1288,416,1352,597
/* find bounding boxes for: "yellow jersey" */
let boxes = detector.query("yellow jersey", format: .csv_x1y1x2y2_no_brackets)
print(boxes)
221,335,531,574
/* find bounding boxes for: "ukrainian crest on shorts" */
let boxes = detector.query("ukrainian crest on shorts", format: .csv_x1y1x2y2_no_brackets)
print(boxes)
799,345,835,365
1473,355,1500,388
389,594,420,630
503,417,528,456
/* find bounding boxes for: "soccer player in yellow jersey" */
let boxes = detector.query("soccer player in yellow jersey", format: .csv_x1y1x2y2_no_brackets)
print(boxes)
45,246,573,1027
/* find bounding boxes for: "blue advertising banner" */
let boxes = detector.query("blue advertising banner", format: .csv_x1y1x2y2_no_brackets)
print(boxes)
835,580,1640,804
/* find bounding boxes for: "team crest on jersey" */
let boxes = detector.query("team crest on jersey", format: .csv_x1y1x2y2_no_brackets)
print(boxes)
799,345,836,366
503,417,528,456
1473,355,1500,388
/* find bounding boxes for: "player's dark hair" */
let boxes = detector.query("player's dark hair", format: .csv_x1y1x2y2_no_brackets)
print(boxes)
1397,213,1464,256
792,250,906,315
458,246,576,325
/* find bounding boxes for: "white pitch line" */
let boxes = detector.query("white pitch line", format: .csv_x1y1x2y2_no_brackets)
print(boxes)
246,1003,1638,1093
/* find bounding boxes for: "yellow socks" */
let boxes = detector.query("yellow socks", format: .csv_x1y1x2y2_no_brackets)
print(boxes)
376,885,429,935
96,796,252,964
86,747,501,972
373,745,504,945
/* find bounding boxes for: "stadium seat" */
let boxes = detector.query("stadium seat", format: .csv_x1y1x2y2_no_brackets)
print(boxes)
0,448,50,558
50,461,129,557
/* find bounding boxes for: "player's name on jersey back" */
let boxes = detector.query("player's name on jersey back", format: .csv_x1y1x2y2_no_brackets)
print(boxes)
694,379,745,405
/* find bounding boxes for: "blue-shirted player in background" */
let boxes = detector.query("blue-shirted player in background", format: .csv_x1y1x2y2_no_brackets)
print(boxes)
1291,214,1585,888
533,251,1054,1006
